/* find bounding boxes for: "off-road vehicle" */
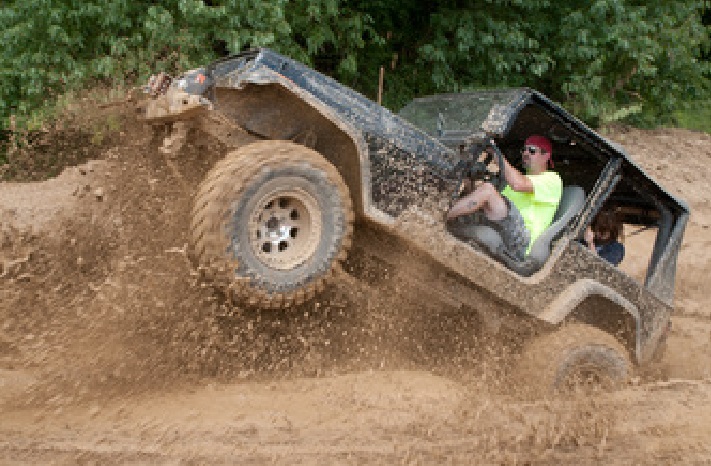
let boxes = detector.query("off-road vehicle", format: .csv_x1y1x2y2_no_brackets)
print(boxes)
139,48,689,392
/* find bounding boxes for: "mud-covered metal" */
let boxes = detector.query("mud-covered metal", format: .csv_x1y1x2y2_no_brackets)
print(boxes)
205,50,689,217
391,208,673,364
366,135,457,216
139,83,212,123
206,49,466,221
157,48,690,366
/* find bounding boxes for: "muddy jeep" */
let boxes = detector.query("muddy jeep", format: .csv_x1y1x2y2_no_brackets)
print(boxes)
140,49,688,392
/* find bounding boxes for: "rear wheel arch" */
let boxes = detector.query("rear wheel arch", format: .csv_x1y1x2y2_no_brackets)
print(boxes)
564,295,637,362
539,279,640,362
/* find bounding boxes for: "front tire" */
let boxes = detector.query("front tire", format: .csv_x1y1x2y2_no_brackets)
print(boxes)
189,140,354,309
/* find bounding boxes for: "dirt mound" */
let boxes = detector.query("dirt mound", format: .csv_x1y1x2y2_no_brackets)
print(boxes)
2,115,711,462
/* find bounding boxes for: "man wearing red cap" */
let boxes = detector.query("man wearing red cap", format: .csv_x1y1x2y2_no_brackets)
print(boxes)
447,135,562,261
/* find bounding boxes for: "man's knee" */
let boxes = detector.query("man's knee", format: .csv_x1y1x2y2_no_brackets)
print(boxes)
479,183,508,220
476,182,496,198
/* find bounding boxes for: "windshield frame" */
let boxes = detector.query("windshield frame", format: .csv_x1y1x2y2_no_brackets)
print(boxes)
397,89,525,138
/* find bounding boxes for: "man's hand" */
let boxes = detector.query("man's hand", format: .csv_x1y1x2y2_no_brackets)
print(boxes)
485,145,500,167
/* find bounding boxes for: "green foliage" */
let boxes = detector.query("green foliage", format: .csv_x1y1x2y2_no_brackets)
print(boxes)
0,0,379,130
361,0,710,125
0,0,709,132
673,100,711,133
0,0,293,128
90,113,123,146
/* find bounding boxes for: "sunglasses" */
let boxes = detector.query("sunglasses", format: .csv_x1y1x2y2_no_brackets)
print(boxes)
522,145,546,155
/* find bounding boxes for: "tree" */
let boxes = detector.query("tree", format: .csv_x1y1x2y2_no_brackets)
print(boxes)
353,0,710,125
0,0,708,129
0,0,294,126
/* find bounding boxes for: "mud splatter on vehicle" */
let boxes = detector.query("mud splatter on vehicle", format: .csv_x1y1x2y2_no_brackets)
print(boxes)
135,49,688,392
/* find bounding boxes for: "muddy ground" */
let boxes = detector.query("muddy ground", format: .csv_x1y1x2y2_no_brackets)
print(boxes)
1,111,711,464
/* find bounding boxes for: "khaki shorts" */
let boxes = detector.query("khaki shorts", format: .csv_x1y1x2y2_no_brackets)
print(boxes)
467,198,530,261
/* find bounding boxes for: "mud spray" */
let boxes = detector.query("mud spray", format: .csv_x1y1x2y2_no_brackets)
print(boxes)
1,107,711,463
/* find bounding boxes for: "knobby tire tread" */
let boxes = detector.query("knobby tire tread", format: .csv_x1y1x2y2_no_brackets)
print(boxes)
188,140,353,309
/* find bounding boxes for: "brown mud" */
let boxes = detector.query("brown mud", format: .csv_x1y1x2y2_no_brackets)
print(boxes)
1,111,711,463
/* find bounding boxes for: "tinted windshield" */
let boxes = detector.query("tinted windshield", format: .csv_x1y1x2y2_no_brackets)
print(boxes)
398,90,522,136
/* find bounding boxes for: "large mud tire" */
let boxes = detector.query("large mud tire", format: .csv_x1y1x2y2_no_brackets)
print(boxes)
515,323,631,396
189,140,354,309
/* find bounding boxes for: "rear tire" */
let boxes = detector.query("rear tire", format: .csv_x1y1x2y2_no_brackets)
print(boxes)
515,323,631,396
189,140,354,309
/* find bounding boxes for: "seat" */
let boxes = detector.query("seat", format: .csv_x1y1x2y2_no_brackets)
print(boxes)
450,185,586,276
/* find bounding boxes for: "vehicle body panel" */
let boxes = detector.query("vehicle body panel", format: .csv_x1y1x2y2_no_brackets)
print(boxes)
145,48,689,365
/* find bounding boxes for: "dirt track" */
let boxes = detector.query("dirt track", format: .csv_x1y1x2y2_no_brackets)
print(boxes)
1,118,711,464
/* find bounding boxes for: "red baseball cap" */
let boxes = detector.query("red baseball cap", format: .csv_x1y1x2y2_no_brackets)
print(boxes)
524,135,553,167
524,135,552,154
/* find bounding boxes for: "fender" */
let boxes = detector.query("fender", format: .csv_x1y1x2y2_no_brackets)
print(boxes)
216,63,395,227
539,278,641,360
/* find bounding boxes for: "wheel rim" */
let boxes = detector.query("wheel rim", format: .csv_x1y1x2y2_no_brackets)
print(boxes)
248,187,321,270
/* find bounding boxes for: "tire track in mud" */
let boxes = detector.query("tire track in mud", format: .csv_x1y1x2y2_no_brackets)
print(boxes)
3,373,711,464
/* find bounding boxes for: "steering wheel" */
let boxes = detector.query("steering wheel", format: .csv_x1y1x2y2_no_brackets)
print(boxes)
455,140,507,196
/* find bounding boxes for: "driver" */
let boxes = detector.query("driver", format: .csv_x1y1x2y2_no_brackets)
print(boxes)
446,135,562,261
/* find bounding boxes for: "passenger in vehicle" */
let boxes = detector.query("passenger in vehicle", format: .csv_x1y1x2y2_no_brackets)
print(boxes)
446,135,563,261
584,209,625,266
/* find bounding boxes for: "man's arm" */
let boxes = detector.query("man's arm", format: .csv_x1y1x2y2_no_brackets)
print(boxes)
498,155,533,192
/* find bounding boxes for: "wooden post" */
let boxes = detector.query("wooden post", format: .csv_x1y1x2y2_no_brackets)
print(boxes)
377,66,384,105
8,114,17,155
